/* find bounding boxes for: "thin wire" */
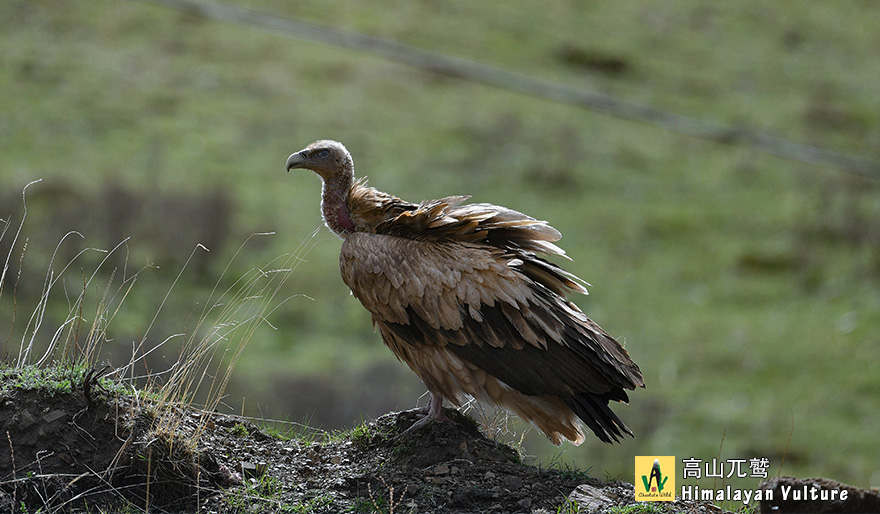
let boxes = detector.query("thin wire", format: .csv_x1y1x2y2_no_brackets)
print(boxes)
135,0,880,179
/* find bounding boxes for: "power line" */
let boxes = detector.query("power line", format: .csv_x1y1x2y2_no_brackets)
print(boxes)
136,0,880,179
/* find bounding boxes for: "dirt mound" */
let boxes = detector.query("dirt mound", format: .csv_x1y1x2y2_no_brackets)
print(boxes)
0,386,231,512
1,387,134,511
344,410,596,513
1,384,736,513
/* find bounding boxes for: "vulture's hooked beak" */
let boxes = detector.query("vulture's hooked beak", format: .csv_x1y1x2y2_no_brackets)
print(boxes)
286,151,308,172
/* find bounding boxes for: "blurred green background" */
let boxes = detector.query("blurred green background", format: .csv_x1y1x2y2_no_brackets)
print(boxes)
2,0,879,490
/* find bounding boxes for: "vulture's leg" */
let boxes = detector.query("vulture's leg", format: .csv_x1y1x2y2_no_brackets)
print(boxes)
399,394,448,435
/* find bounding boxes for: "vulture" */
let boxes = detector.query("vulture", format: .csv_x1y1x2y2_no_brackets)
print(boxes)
286,140,644,445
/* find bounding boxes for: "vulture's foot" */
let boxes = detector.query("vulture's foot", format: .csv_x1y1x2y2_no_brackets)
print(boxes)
397,405,429,420
397,394,448,437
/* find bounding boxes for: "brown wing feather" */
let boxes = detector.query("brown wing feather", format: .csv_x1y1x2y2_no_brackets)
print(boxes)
372,197,569,255
340,191,643,443
340,227,643,443
343,233,641,390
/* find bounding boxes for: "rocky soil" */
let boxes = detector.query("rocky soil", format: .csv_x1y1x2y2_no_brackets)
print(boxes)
0,384,753,513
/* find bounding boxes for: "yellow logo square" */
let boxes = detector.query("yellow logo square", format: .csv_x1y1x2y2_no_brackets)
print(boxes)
635,456,675,501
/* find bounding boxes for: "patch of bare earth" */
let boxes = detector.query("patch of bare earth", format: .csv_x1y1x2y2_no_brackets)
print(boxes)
2,386,737,513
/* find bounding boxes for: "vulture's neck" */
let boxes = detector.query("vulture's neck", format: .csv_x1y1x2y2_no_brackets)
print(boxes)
321,169,356,235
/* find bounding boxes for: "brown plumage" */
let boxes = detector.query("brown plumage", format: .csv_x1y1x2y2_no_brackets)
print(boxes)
286,140,644,445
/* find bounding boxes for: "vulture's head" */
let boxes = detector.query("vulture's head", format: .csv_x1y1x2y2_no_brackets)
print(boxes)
286,140,354,182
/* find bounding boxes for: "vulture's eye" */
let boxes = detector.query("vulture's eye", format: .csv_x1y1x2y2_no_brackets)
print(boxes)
318,150,330,158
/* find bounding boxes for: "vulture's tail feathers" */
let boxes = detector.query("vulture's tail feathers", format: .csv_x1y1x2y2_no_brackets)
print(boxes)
563,391,634,444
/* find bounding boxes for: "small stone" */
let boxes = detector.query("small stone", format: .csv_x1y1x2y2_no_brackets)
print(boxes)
240,462,257,476
240,461,268,478
517,498,532,510
568,484,616,512
42,410,67,423
220,463,243,485
433,464,450,475
484,471,496,480
502,476,523,491
18,411,36,430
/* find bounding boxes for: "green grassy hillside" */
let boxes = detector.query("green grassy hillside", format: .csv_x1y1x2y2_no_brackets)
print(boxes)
2,0,878,490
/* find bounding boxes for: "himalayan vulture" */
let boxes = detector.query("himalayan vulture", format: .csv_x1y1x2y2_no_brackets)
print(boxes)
286,140,643,445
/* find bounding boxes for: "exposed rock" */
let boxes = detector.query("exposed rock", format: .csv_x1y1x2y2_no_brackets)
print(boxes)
569,483,619,512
